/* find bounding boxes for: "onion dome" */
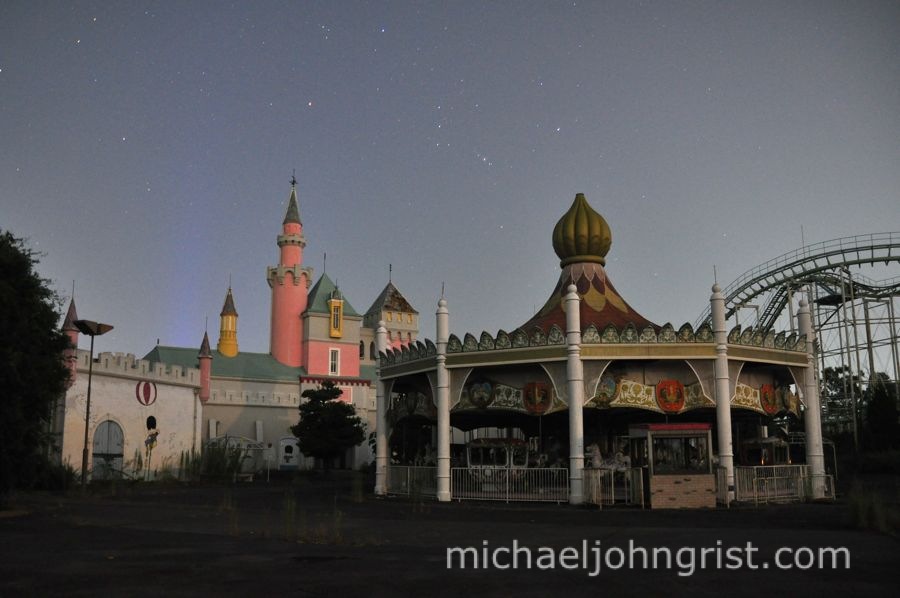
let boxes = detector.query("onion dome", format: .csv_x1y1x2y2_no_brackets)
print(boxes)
552,193,611,267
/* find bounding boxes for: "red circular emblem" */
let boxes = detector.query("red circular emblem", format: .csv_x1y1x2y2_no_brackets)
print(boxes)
523,382,551,414
135,381,157,406
655,379,685,413
760,384,778,415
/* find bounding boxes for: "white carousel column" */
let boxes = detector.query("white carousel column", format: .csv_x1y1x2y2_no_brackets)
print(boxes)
798,296,826,497
374,321,389,496
711,284,735,503
436,298,451,502
565,284,585,505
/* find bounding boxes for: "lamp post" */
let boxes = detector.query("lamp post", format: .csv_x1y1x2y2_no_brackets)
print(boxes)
74,319,114,489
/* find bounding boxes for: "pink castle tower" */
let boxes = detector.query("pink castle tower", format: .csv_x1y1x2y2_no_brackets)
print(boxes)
267,176,314,367
61,297,79,388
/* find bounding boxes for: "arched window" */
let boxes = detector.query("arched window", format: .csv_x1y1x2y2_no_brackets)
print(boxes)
369,342,375,360
359,340,364,358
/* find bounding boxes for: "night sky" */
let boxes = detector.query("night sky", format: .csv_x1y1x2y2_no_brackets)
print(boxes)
2,1,898,356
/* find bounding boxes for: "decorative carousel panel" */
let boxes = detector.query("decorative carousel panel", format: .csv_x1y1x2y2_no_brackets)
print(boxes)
621,323,639,343
659,323,677,343
447,335,463,353
695,323,714,342
548,325,565,345
764,331,776,348
731,382,766,414
794,335,807,352
522,382,552,414
774,331,786,349
677,323,695,343
457,379,494,409
760,384,779,415
425,339,437,356
777,387,801,417
728,326,742,344
600,324,620,343
495,330,512,349
463,333,479,352
408,344,419,360
401,345,410,361
784,333,797,350
511,329,529,348
610,379,661,412
586,372,619,408
530,327,548,346
490,383,524,411
656,379,686,413
640,326,657,343
682,383,715,411
582,324,601,344
416,340,428,355
479,331,495,351
739,327,754,345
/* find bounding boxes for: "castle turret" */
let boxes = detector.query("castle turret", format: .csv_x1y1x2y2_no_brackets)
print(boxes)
61,297,79,387
217,287,239,357
267,177,314,367
198,331,213,402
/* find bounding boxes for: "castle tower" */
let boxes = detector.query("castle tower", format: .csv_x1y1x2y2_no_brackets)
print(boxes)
267,177,313,367
61,297,79,387
198,331,213,403
217,287,239,357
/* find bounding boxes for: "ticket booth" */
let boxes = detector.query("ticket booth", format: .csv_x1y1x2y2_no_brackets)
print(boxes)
629,423,715,509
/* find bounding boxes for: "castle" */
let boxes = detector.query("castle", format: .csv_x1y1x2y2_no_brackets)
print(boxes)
59,179,419,477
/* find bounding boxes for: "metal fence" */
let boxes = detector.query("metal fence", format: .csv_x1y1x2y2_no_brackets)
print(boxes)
733,465,834,505
386,466,437,497
451,468,569,503
584,468,645,508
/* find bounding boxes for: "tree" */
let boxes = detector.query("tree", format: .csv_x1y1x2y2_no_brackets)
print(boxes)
291,381,365,469
0,231,71,504
864,373,899,451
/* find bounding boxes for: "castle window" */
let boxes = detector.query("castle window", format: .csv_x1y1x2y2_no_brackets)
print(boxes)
407,314,413,323
369,341,375,360
387,312,393,322
359,340,364,358
328,298,343,338
329,348,340,375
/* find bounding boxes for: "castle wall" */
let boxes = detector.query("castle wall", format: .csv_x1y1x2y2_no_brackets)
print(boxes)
62,350,201,480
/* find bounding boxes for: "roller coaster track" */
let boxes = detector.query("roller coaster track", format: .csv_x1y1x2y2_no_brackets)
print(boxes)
695,232,900,331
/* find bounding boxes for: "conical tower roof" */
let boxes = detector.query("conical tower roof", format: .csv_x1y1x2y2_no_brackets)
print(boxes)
220,288,238,317
283,185,301,225
365,281,418,316
199,331,212,358
62,298,79,332
520,193,657,332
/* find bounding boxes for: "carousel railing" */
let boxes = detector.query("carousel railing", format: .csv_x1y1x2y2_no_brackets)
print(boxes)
450,467,569,503
386,465,437,497
584,467,645,508
733,465,834,504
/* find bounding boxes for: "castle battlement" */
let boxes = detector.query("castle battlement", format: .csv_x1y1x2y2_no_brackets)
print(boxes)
75,349,200,386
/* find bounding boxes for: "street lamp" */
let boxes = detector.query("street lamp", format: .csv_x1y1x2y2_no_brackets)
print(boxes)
74,319,114,488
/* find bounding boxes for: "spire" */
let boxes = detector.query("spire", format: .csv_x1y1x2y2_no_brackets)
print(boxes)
62,297,79,332
220,287,238,317
199,331,212,358
217,287,239,357
283,176,301,225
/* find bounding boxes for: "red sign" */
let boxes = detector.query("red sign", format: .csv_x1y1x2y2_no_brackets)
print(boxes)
760,384,778,415
655,379,685,413
135,381,157,406
523,382,551,414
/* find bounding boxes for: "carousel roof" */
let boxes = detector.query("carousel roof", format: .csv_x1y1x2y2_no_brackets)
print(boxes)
520,193,658,332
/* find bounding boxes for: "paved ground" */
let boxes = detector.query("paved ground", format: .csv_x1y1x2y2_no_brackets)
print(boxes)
1,473,898,597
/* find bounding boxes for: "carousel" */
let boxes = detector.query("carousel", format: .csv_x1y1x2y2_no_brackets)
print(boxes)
374,194,829,508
